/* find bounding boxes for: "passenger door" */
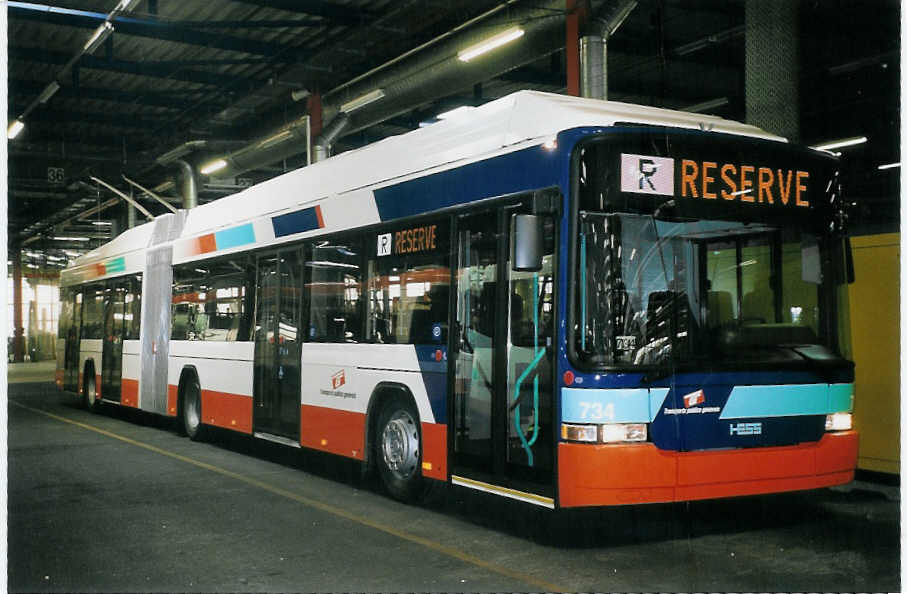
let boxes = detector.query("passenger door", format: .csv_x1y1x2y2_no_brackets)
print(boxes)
253,251,302,439
101,284,126,402
451,201,556,502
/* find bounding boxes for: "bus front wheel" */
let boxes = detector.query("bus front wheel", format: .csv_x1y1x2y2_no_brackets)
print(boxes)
376,395,423,501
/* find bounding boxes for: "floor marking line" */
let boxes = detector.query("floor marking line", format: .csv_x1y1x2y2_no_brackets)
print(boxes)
10,400,567,593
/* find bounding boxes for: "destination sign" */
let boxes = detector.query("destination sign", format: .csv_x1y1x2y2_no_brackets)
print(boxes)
621,154,811,208
377,223,439,257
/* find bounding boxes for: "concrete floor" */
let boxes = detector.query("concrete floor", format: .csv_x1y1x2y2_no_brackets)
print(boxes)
6,363,901,592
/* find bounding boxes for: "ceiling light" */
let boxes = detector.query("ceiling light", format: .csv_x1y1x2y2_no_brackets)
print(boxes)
683,97,729,113
810,136,868,152
84,22,114,53
437,106,476,120
200,158,228,175
91,221,113,226
37,81,61,104
340,89,386,113
7,119,25,140
878,162,900,170
458,27,525,62
52,236,90,242
116,0,141,11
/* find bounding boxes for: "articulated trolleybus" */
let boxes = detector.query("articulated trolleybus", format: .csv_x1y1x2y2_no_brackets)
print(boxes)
57,91,857,508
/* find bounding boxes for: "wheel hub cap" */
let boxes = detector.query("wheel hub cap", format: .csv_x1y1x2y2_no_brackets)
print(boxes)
381,411,418,479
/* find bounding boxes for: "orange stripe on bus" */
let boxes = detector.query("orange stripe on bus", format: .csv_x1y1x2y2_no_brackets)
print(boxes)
558,431,858,507
121,378,140,408
200,389,253,434
300,405,365,459
420,423,447,481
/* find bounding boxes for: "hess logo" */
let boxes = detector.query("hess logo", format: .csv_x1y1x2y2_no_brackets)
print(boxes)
729,422,762,436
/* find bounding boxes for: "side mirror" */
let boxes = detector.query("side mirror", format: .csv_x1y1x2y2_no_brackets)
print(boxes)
512,214,543,272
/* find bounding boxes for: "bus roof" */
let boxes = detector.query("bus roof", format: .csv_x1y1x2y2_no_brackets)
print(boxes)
68,90,785,274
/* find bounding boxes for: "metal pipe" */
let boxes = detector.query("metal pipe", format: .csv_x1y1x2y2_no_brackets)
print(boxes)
173,159,197,209
313,113,350,162
90,176,155,219
580,0,637,100
123,174,178,213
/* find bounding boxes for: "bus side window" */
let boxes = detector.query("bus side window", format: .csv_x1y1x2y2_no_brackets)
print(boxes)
366,220,450,345
307,239,363,343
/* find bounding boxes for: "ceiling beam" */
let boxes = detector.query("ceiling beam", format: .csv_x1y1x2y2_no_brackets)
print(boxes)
10,45,259,87
8,2,308,57
228,0,377,26
9,78,205,110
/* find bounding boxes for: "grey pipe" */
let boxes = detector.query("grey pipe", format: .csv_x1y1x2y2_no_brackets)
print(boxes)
313,113,350,162
580,0,637,100
173,159,197,209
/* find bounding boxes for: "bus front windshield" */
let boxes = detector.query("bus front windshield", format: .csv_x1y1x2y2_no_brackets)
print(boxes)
574,212,850,369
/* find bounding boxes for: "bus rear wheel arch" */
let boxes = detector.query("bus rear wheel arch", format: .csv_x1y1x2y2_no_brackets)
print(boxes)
178,368,206,441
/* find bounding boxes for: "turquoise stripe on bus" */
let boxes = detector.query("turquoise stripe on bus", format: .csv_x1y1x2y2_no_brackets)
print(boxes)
827,383,854,413
214,224,255,250
719,383,853,419
561,387,670,423
105,257,125,273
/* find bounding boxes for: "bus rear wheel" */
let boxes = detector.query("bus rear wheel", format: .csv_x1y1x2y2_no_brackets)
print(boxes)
181,376,206,441
376,395,423,501
83,364,100,412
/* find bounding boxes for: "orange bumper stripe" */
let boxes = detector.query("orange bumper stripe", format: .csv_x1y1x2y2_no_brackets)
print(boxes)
558,431,858,507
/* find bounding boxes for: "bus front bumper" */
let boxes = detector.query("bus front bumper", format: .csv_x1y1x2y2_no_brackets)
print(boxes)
557,430,858,507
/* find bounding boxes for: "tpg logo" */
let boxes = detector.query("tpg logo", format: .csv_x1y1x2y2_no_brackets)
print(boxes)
729,422,762,436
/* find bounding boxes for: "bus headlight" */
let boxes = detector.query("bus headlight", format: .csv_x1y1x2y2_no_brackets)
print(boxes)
600,423,647,443
561,423,598,442
561,423,648,443
825,412,853,431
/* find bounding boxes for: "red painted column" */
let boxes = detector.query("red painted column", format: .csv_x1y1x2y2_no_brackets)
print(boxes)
308,92,322,162
12,250,25,363
565,0,589,96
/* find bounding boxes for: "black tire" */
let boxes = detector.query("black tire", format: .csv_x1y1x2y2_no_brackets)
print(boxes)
375,394,424,502
83,363,101,412
181,374,206,441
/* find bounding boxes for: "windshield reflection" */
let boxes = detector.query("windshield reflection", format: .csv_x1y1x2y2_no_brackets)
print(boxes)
574,212,841,368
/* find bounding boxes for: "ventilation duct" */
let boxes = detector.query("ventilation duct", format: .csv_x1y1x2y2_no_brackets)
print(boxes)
202,115,312,179
313,113,350,162
580,0,637,100
322,0,612,136
173,159,197,209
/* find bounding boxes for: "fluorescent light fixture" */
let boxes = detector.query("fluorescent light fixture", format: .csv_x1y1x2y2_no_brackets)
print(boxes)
46,255,65,262
810,136,868,152
257,129,293,149
84,22,114,53
458,27,525,62
63,250,83,257
7,119,25,139
116,0,141,11
340,89,385,113
437,105,476,120
200,158,228,175
878,162,900,170
91,221,113,226
37,81,61,104
52,236,90,242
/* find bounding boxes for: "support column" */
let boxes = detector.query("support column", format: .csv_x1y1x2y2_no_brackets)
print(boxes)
745,0,799,141
308,92,322,163
12,250,25,363
566,0,589,96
